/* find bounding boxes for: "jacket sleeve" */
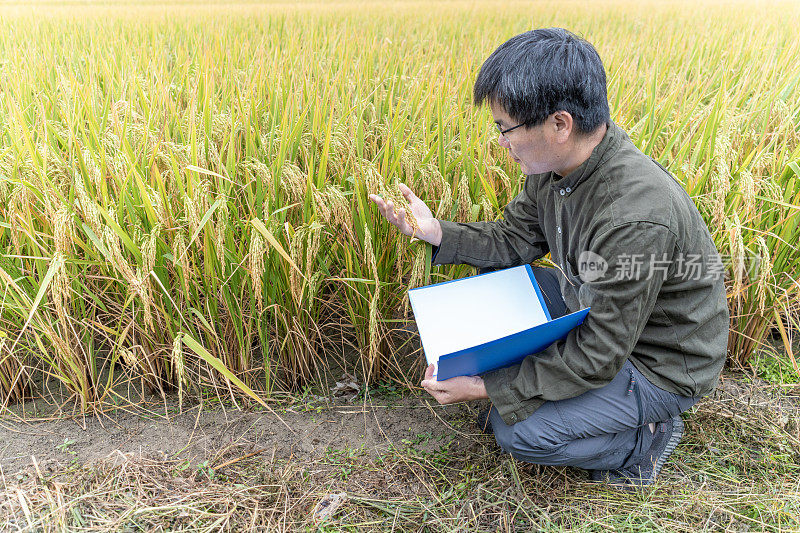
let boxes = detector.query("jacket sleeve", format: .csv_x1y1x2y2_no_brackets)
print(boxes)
483,221,676,425
431,177,548,268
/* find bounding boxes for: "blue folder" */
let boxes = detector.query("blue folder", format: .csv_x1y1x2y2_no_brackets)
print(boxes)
408,265,590,381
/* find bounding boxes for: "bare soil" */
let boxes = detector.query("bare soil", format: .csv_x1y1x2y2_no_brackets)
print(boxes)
0,388,480,479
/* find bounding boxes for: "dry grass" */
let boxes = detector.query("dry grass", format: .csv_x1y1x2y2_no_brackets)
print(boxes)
1,371,798,532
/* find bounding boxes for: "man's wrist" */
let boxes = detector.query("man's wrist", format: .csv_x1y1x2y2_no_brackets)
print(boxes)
428,219,443,247
472,376,488,400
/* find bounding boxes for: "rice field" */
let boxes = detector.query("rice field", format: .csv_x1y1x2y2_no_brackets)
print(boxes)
1,0,799,410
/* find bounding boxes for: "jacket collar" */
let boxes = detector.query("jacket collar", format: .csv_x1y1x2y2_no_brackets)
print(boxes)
549,120,624,193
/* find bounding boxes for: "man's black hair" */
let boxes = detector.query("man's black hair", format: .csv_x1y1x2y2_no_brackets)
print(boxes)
474,28,610,135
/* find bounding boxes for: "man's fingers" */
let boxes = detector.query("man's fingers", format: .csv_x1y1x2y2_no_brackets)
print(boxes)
422,384,448,404
398,183,417,201
424,363,434,380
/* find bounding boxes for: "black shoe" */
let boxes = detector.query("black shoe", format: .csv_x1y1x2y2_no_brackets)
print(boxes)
476,408,493,435
592,416,684,489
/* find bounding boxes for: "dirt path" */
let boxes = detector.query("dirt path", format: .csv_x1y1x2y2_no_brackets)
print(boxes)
0,393,480,477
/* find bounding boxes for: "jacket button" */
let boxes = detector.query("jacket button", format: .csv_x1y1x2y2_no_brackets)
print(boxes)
560,189,565,195
566,187,571,193
557,226,562,234
510,413,517,422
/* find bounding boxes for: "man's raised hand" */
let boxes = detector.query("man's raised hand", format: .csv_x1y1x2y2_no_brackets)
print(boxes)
369,183,443,246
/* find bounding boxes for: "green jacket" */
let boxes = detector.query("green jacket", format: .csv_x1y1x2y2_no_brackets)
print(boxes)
432,121,729,425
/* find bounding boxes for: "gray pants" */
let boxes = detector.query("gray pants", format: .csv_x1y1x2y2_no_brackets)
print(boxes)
486,266,698,471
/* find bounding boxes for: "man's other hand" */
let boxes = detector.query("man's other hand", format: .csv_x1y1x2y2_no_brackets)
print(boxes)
420,363,488,404
369,183,443,246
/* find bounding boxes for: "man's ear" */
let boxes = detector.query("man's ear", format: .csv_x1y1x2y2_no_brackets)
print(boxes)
552,111,574,143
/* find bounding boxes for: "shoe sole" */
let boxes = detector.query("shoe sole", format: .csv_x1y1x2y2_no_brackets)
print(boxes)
649,416,684,483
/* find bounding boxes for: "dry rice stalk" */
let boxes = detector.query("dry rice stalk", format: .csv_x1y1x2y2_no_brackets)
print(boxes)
289,226,308,307
755,236,773,316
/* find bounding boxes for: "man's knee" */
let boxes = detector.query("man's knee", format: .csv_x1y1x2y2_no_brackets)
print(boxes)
489,406,568,459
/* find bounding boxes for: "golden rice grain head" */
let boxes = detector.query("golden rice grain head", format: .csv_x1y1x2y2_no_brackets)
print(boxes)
755,236,772,316
172,232,191,294
325,185,352,233
728,214,745,306
145,184,168,222
408,243,426,290
368,287,381,373
53,205,73,256
183,194,201,238
489,165,512,192
457,174,472,222
214,201,228,266
193,179,211,214
385,183,419,236
739,168,756,218
130,268,153,331
480,196,495,222
142,223,162,274
363,224,379,283
435,181,452,219
120,347,138,369
210,113,232,145
74,175,102,237
394,234,405,279
329,127,354,176
82,149,102,189
51,252,70,324
312,185,333,224
241,159,273,191
248,231,266,311
401,145,422,181
102,223,135,282
171,333,185,393
363,162,385,197
304,223,322,280
280,162,306,202
713,118,733,188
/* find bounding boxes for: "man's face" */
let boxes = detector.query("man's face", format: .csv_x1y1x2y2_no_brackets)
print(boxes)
490,101,560,176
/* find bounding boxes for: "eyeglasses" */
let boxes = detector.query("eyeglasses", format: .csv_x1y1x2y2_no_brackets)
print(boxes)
496,120,530,136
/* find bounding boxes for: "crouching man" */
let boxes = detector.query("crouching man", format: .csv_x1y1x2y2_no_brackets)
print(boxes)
369,28,728,487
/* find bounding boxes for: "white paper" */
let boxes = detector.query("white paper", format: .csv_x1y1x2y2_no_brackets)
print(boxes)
408,266,549,376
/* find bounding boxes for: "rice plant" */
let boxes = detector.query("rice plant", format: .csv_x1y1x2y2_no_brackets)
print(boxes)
0,0,798,409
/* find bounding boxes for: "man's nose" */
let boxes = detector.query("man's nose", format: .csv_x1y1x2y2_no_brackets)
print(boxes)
497,134,510,148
